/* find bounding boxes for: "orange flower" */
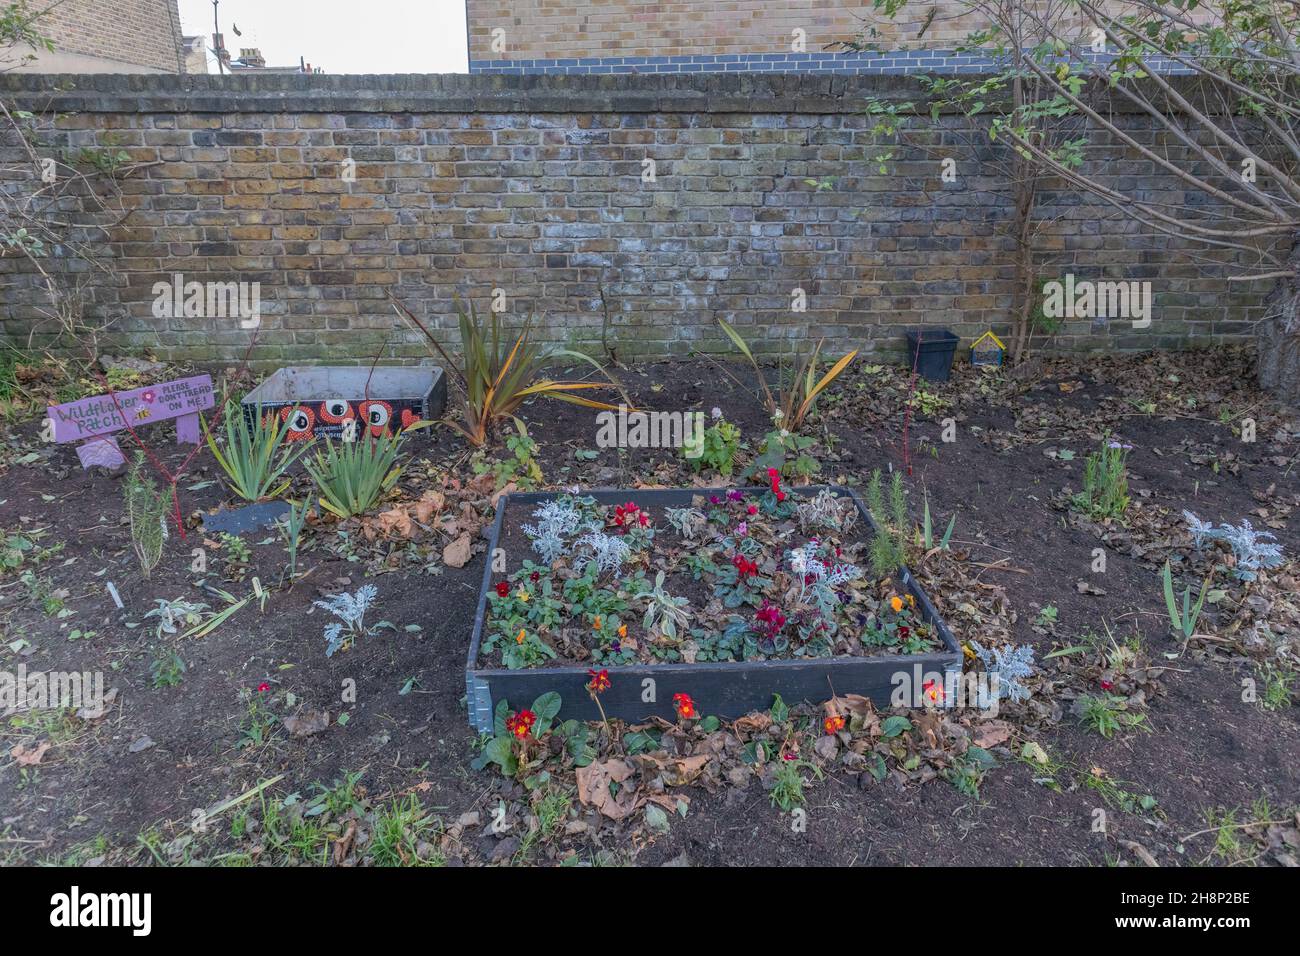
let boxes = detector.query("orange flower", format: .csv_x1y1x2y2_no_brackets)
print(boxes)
587,669,611,694
618,623,627,638
593,615,602,631
923,679,944,704
823,714,846,735
516,628,526,645
890,595,904,613
672,693,696,720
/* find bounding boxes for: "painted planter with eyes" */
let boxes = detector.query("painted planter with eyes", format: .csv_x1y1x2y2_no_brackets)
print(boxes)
241,366,446,442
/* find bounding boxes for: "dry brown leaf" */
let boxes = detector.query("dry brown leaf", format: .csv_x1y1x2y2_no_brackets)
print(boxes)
414,490,446,524
972,719,1013,750
442,533,473,568
11,742,50,766
375,506,414,539
732,713,772,734
283,709,331,738
333,820,357,864
575,758,639,820
638,752,710,787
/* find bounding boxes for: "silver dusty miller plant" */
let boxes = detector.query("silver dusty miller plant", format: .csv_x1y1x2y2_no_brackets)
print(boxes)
663,505,707,541
576,529,631,577
795,488,858,535
523,496,600,565
970,639,1035,703
314,584,378,657
1182,510,1284,581
788,540,862,620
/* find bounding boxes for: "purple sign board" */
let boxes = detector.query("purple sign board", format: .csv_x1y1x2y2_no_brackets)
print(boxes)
47,374,215,469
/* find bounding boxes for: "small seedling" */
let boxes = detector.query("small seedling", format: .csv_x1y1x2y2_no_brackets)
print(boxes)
1162,561,1210,640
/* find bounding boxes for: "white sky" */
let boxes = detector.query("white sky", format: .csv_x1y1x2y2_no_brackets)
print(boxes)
177,0,468,73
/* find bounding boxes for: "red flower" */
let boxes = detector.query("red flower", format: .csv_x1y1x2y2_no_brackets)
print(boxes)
672,693,696,720
767,468,785,501
587,669,611,694
530,571,540,582
923,679,944,704
732,552,758,578
747,504,758,515
756,600,786,636
613,501,644,529
1100,679,1114,691
495,581,510,598
823,714,846,735
257,682,270,693
505,709,537,739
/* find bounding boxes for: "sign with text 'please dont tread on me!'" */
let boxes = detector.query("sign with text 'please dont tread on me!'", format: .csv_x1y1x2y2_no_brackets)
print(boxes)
46,375,215,469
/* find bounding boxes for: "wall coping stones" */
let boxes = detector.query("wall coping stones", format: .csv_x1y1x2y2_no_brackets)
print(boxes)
0,71,1183,115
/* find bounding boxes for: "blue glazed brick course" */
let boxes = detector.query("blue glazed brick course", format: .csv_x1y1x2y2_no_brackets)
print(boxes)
468,49,1194,75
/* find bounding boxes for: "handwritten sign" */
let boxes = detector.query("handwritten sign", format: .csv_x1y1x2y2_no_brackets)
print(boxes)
46,375,215,469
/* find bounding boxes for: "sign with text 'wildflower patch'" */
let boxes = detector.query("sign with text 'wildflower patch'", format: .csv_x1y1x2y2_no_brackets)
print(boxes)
46,374,215,469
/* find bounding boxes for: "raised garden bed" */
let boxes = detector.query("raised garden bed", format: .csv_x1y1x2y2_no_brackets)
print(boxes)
465,485,961,731
240,365,445,441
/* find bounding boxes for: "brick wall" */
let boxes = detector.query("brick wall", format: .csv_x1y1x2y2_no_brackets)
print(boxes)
466,0,987,61
0,73,1270,369
19,0,184,73
466,0,1111,74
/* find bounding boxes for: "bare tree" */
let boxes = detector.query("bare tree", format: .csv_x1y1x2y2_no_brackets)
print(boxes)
0,1,142,367
865,0,1300,400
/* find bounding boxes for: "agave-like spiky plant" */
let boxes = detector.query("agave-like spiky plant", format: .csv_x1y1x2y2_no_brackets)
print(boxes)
716,319,857,431
204,401,309,502
391,294,625,447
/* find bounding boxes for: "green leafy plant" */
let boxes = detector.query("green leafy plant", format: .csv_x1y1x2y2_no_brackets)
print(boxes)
392,295,622,447
472,693,575,780
1078,693,1149,739
237,688,277,749
637,570,691,642
149,649,186,689
203,401,308,502
946,746,996,798
304,432,405,519
921,494,956,551
748,427,819,480
1257,663,1296,712
278,497,312,581
865,469,906,579
472,419,542,490
221,532,251,571
1071,434,1130,521
770,758,822,811
143,597,209,638
1162,561,1210,641
687,414,742,477
125,452,168,577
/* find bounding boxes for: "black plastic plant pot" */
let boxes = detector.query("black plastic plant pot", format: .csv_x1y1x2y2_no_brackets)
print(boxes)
905,328,959,382
465,486,962,733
